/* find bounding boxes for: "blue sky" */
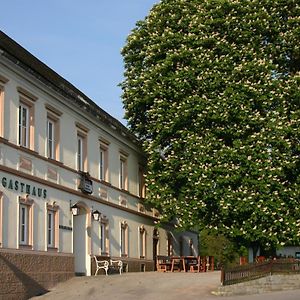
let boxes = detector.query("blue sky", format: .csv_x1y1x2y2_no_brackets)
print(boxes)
0,0,160,124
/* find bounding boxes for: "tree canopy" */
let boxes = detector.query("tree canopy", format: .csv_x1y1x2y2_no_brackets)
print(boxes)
121,0,300,250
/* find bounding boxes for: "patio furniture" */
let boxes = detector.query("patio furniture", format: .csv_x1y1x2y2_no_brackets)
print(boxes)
94,255,109,276
94,256,123,275
156,255,172,272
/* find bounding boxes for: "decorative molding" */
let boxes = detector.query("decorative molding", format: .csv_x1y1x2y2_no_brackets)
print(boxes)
19,156,32,171
0,158,158,221
47,166,58,181
45,104,63,116
0,74,9,84
99,137,110,146
119,196,127,207
139,225,146,233
75,122,89,133
99,187,108,200
47,201,59,211
19,195,34,206
119,149,129,158
17,86,38,102
121,220,128,228
0,138,143,201
152,209,160,218
138,204,146,214
101,215,109,224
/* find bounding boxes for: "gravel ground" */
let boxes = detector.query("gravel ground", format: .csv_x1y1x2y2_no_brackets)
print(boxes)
30,271,300,300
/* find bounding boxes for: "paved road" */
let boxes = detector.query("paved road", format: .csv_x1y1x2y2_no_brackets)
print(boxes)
31,271,300,300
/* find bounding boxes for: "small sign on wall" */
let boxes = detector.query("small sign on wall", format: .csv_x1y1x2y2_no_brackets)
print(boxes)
78,172,93,194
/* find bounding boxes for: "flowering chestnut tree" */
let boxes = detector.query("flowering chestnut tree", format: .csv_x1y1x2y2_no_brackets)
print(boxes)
121,0,300,250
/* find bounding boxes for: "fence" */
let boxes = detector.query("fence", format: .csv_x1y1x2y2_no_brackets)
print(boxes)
221,259,300,286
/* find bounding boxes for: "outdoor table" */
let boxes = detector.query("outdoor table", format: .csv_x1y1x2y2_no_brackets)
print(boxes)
181,256,200,272
171,256,181,272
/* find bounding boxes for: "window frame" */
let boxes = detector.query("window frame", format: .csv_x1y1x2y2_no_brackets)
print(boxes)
100,218,109,256
138,166,145,198
45,104,62,161
0,82,6,138
120,221,128,257
18,196,34,248
47,119,55,159
167,233,173,256
46,203,59,250
18,103,29,148
77,135,83,171
119,153,128,190
47,210,55,247
17,89,37,150
139,226,146,259
76,123,88,172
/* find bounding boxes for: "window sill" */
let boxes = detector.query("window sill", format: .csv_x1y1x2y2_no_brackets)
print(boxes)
47,247,58,252
19,244,33,250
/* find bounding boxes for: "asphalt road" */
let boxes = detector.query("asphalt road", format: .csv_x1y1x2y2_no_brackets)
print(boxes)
31,271,300,300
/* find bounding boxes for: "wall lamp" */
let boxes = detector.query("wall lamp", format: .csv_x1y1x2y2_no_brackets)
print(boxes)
92,209,101,221
70,201,80,216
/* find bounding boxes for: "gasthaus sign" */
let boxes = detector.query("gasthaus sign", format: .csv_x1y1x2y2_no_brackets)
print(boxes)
1,175,47,198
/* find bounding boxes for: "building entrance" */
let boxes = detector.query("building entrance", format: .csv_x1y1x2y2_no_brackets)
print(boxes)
73,210,88,276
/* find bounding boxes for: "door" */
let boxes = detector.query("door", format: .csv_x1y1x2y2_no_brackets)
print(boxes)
153,229,159,271
73,212,87,275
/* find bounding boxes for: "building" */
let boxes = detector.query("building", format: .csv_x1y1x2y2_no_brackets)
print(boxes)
0,31,198,299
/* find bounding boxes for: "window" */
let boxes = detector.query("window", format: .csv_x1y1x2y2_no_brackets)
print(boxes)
138,167,145,198
77,135,83,171
189,239,194,256
17,88,37,150
20,204,29,244
167,233,173,256
0,85,5,138
19,196,34,248
99,147,108,181
46,202,59,250
0,76,8,138
120,221,128,257
100,148,104,180
47,210,54,247
45,104,62,161
18,103,29,147
47,119,55,159
100,217,109,255
99,138,110,182
119,153,128,190
139,226,146,259
76,123,88,172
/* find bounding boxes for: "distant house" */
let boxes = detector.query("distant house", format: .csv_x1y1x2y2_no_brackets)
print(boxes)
0,31,198,299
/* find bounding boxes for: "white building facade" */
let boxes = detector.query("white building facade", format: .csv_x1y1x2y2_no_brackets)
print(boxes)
0,31,198,299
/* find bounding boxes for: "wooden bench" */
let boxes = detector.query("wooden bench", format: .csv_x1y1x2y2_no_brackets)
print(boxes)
156,255,172,272
94,256,123,275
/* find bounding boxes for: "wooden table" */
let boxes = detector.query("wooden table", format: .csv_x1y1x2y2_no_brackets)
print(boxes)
181,256,200,272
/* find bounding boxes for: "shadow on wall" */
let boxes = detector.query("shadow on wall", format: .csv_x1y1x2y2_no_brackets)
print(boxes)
0,254,48,299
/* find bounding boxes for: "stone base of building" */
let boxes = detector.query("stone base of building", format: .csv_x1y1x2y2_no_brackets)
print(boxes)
0,248,74,299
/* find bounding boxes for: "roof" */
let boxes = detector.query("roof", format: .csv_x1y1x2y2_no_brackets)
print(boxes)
0,30,140,146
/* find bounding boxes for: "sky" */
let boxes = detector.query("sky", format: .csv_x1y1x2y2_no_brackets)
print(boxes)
0,0,160,124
